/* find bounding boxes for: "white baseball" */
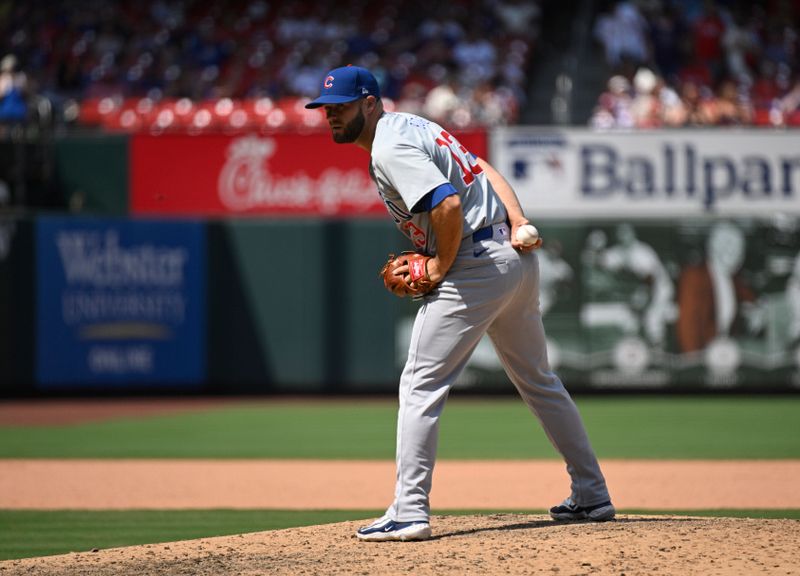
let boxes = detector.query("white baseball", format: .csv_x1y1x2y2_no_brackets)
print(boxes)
516,224,540,246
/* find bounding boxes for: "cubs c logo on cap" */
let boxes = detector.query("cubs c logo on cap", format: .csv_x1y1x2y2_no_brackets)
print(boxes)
305,66,380,109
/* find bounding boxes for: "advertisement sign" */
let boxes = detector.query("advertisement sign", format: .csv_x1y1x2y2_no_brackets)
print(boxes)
131,131,487,217
36,217,206,387
394,218,800,391
491,128,800,218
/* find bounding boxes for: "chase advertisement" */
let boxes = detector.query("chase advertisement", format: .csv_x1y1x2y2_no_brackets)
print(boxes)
491,128,800,218
395,218,800,390
36,217,206,387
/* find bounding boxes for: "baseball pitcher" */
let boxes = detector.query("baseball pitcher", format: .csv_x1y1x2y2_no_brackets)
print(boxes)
306,66,615,542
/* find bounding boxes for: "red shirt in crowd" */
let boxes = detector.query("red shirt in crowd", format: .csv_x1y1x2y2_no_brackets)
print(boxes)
693,12,726,62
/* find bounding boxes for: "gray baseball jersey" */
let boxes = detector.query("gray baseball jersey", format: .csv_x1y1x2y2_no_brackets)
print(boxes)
369,111,611,523
370,112,507,254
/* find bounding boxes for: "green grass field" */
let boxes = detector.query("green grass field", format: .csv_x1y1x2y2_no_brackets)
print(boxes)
1,395,798,560
0,510,378,561
1,396,799,459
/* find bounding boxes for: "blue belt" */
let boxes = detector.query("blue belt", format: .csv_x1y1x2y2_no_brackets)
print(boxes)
471,226,493,242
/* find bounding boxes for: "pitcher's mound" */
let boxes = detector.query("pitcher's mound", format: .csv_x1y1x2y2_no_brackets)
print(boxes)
5,514,799,575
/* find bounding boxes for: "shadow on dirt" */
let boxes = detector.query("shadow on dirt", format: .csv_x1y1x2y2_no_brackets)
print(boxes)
431,515,700,541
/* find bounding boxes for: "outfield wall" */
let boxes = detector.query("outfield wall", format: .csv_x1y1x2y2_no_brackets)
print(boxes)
1,128,799,394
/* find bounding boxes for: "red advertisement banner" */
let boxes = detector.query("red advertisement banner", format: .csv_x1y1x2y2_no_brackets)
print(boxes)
130,131,487,216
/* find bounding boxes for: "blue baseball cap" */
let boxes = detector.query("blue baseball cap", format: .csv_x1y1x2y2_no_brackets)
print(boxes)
305,66,380,109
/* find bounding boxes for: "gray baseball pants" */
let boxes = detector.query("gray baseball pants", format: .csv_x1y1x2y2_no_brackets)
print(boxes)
385,224,611,522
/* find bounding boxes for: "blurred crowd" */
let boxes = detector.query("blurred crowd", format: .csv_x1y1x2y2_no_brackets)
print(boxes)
0,0,539,132
590,0,800,128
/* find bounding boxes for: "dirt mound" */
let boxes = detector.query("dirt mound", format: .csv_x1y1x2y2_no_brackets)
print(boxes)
4,514,798,575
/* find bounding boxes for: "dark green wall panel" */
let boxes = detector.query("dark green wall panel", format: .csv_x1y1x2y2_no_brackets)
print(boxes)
208,220,328,391
207,219,409,392
0,217,34,392
338,220,408,390
54,135,128,215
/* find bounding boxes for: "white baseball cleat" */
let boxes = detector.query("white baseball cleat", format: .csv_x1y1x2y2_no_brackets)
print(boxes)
356,516,432,541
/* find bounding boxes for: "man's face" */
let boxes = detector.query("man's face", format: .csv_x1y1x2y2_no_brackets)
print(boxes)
323,99,365,143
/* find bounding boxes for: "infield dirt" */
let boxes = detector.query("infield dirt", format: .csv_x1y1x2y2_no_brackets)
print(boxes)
3,514,799,575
